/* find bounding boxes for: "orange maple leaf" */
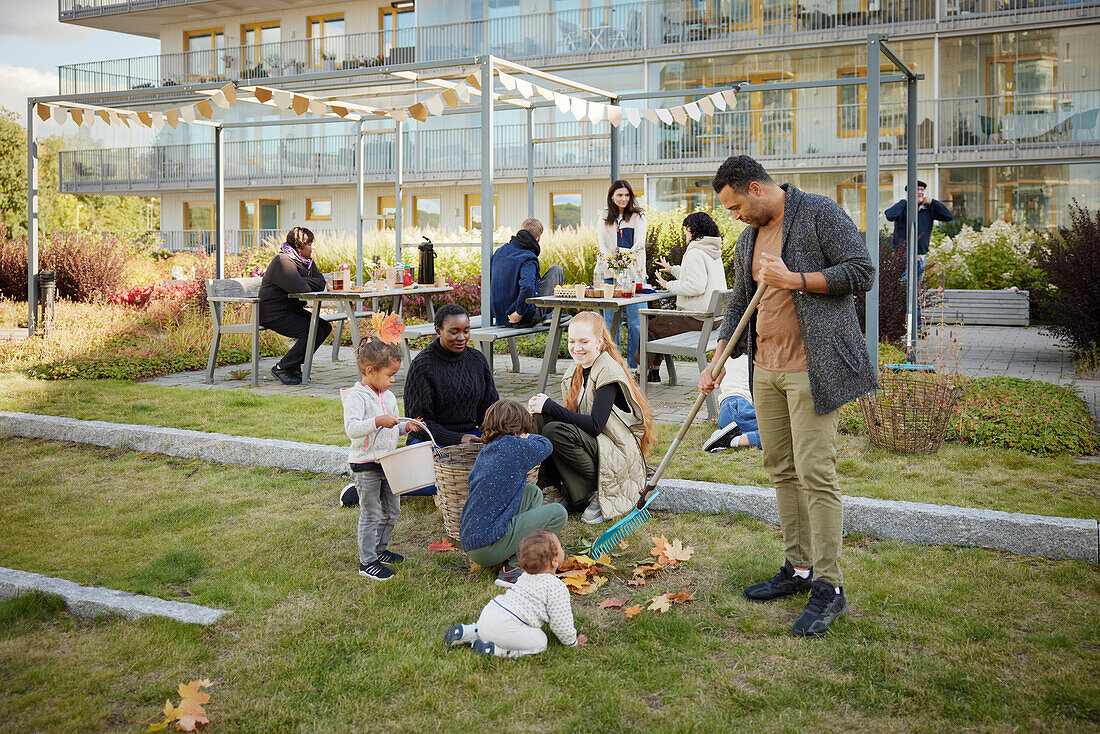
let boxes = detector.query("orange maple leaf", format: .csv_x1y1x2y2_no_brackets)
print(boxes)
632,563,662,579
625,578,646,587
370,312,406,345
648,594,672,613
597,596,629,609
617,540,630,550
176,713,209,732
558,555,597,572
428,539,455,552
624,604,643,618
668,589,695,604
651,536,694,565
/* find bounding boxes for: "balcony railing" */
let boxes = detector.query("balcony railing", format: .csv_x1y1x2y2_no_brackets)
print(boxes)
938,89,1100,149
59,0,203,20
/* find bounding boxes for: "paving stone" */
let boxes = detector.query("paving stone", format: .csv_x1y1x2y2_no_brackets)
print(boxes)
0,567,230,624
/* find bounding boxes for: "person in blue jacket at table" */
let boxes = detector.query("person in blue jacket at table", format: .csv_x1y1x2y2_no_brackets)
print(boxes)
490,218,565,327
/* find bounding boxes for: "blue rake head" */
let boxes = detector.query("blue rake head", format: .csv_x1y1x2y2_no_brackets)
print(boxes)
589,490,660,560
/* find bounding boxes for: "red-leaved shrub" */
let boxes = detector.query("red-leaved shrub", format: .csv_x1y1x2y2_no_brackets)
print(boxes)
1038,200,1100,355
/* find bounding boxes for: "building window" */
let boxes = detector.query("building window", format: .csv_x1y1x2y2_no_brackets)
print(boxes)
836,181,866,231
185,202,214,250
413,196,440,229
308,13,345,67
987,55,1057,115
378,196,395,229
837,67,905,139
465,193,498,231
241,22,280,68
551,192,582,230
185,28,224,79
379,5,415,63
241,199,280,231
307,198,332,221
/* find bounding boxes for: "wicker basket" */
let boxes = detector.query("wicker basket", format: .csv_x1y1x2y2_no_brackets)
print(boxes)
858,373,961,455
432,443,540,541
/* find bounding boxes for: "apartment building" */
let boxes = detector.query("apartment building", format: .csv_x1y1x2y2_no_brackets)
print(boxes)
56,0,1100,248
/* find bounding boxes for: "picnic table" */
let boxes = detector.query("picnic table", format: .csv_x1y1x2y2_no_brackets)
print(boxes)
290,284,452,384
526,290,670,393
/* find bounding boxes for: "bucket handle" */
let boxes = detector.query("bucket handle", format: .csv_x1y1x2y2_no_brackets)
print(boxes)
398,417,436,448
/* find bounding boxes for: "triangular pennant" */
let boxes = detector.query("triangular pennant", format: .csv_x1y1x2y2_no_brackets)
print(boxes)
96,109,110,125
390,108,409,122
515,78,533,98
587,101,605,123
697,96,715,116
106,109,120,126
271,90,292,109
165,108,179,128
536,85,555,102
179,105,196,123
210,90,230,110
254,87,273,103
465,73,480,91
441,88,459,109
455,82,471,104
684,102,701,121
328,104,349,117
624,107,642,128
118,112,132,128
137,110,153,126
606,105,623,127
36,103,50,122
570,97,587,121
308,99,327,116
291,95,309,115
69,108,84,125
654,108,673,125
52,106,67,125
151,111,165,131
221,82,237,104
196,99,214,119
498,70,516,90
709,91,727,111
423,94,445,116
408,103,428,122
721,90,737,109
670,106,688,125
554,92,570,114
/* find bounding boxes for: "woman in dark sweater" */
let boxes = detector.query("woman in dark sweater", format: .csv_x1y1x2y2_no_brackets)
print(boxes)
258,226,330,385
405,304,499,446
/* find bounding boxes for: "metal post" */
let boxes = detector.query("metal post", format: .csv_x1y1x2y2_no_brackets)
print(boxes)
356,117,365,286
480,56,494,324
865,40,880,369
214,124,224,279
26,100,38,337
609,97,620,182
905,73,920,359
394,118,403,265
526,106,535,218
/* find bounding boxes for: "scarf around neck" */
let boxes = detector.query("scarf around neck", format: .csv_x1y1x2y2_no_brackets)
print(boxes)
281,242,312,269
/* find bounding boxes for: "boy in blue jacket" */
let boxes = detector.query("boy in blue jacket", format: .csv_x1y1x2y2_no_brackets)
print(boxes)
489,218,564,327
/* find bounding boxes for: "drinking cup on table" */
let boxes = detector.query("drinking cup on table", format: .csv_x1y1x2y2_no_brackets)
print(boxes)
601,283,616,299
575,283,587,299
635,281,644,295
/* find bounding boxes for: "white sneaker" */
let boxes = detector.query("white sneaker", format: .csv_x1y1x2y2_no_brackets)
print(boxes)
581,497,604,524
702,422,742,453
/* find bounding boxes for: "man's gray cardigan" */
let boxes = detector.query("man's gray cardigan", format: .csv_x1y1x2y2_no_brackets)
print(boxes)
718,184,878,415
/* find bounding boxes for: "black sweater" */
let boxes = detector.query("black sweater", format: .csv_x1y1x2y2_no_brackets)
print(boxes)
404,339,499,446
258,253,326,323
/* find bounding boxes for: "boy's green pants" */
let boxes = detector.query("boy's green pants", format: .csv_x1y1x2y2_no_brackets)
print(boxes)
465,484,568,568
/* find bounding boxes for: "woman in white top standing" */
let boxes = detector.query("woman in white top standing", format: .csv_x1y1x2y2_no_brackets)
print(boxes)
595,179,647,375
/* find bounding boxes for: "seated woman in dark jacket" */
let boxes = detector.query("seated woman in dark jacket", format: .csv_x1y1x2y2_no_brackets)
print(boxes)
258,226,330,385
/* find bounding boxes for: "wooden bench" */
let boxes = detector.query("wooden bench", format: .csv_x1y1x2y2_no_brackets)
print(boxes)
638,289,734,419
467,322,551,372
205,277,346,387
924,288,1030,326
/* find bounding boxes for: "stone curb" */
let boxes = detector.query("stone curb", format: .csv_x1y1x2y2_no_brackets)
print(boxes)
652,479,1099,565
3,411,1097,565
0,567,230,625
0,411,348,475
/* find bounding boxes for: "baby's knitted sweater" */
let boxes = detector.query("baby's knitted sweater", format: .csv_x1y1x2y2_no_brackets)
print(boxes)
490,572,578,646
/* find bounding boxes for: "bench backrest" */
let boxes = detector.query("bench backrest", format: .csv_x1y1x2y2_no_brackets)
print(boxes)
206,277,262,299
706,289,735,319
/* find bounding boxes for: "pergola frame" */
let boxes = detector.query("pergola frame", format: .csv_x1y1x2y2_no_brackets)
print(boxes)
27,37,920,366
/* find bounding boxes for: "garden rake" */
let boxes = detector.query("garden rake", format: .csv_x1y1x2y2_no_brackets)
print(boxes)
589,284,768,559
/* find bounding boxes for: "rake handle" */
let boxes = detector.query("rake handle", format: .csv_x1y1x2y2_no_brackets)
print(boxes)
636,283,767,509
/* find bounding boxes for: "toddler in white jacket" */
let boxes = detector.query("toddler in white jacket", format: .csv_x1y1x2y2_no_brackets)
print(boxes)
341,339,413,581
446,530,586,658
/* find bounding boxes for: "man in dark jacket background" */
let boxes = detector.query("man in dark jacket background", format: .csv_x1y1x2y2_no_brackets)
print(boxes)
490,218,564,327
700,155,876,639
885,180,954,256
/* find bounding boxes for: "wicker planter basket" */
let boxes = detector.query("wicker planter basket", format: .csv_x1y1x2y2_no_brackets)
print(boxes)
433,444,540,541
858,374,961,455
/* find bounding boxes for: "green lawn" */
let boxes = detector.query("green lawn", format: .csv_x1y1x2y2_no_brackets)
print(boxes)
2,373,1097,520
1,439,1097,732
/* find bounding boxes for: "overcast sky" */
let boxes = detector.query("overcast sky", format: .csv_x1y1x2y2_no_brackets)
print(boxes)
0,1,159,113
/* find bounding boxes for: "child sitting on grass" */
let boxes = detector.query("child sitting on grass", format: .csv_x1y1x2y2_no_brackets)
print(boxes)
457,399,567,589
341,339,413,581
446,529,586,658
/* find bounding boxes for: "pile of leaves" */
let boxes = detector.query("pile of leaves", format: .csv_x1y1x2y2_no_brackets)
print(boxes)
145,680,212,732
566,536,698,620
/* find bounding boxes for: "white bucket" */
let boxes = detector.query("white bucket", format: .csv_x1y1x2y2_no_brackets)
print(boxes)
378,419,437,495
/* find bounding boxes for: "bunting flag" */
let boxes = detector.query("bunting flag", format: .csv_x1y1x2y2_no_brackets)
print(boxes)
685,101,701,121
606,104,623,127
69,108,83,125
670,106,688,125
137,110,152,126
408,102,428,122
165,108,179,128
211,89,231,109
515,78,533,99
423,94,445,117
441,88,459,109
569,96,587,121
623,107,642,128
537,85,556,102
498,71,516,91
454,82,471,104
587,101,605,124
195,99,214,120
698,96,715,116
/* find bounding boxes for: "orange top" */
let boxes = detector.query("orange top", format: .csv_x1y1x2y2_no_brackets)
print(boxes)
751,212,807,373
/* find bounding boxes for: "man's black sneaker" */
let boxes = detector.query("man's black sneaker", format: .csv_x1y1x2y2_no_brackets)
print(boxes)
377,549,405,564
271,365,301,385
742,560,813,602
494,562,522,589
339,483,359,507
702,422,742,453
647,369,661,383
792,580,849,638
359,561,394,581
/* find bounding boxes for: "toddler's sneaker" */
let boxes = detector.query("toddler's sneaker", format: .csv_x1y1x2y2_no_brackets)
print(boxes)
471,639,497,657
339,483,359,507
377,549,404,564
445,624,477,646
702,422,742,453
581,497,604,524
359,561,394,581
542,485,566,506
495,562,522,589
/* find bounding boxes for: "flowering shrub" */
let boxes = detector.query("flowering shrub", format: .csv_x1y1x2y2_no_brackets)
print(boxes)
108,281,205,310
925,221,1046,291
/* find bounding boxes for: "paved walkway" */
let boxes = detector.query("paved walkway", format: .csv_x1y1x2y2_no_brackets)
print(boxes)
146,325,1100,425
